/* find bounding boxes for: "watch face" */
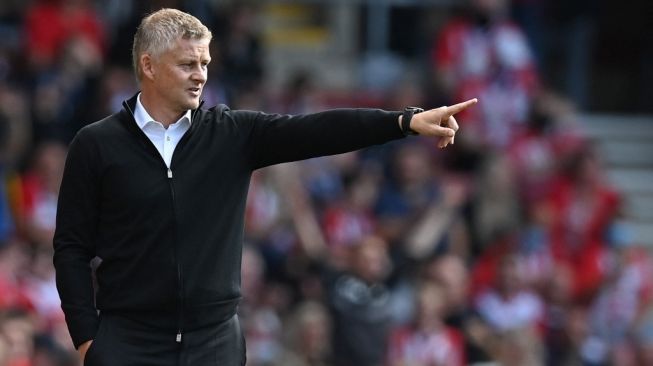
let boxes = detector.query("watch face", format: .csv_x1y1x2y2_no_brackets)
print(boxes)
406,107,424,114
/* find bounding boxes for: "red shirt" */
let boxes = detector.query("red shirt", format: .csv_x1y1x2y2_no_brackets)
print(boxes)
24,2,105,65
387,325,465,366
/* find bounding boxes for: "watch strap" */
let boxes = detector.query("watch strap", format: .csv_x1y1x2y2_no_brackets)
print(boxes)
401,107,424,136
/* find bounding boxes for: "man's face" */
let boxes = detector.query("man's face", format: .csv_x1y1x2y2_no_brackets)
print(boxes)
148,37,211,113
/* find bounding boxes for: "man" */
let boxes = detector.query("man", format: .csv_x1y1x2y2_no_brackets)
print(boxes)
53,8,477,366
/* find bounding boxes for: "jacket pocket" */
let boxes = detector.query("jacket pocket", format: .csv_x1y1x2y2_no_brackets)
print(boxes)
83,315,107,366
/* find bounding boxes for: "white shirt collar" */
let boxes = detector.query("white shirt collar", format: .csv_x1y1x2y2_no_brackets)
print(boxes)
134,93,192,129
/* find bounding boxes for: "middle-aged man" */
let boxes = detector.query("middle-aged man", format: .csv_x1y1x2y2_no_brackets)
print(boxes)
53,8,477,366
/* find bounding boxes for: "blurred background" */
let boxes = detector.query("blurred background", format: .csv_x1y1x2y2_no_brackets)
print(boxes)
1,0,652,365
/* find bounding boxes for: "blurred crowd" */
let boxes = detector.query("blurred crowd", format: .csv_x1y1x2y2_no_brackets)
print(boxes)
0,0,652,366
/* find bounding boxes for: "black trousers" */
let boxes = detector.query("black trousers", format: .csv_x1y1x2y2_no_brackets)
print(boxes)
83,313,246,366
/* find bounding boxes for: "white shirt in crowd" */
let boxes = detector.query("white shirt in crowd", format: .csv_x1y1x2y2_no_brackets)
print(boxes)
476,290,544,331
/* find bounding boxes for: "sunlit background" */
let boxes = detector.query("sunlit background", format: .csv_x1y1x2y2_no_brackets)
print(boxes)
0,0,652,365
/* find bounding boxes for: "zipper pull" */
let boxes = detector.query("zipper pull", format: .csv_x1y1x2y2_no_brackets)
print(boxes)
176,331,182,343
167,168,173,179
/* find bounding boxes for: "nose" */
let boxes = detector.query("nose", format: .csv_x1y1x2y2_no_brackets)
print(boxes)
191,67,207,84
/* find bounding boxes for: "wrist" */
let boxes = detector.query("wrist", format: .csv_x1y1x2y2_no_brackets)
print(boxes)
400,107,424,136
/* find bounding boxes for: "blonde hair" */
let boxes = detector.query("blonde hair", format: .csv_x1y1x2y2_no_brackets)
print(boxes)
132,8,212,80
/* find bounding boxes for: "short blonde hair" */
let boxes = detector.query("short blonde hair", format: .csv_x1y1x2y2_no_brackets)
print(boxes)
132,8,212,80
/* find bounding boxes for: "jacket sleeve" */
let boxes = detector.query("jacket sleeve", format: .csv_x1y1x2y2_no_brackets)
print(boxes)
235,108,404,170
53,129,100,349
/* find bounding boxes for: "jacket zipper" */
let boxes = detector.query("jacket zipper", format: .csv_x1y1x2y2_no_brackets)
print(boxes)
121,99,203,344
167,168,184,343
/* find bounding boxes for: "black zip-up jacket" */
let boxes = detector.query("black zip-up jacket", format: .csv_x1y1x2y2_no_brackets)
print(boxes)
53,94,404,348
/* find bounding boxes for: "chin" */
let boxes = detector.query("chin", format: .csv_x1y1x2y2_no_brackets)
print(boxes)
181,98,200,110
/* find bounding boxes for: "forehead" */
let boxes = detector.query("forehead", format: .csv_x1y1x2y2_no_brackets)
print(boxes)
166,37,211,58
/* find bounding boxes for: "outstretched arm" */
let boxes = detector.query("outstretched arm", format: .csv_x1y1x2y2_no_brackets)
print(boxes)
240,98,478,170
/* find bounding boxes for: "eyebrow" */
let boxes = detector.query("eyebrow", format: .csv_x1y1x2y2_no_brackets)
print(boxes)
178,57,211,63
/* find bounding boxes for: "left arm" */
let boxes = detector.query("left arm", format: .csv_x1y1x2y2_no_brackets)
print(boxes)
244,108,403,170
241,98,477,170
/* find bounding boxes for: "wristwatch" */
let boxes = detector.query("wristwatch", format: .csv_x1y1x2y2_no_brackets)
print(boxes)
401,106,424,136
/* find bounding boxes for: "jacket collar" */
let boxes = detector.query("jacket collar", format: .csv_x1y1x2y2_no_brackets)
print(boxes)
133,93,192,129
121,92,205,123
118,93,205,158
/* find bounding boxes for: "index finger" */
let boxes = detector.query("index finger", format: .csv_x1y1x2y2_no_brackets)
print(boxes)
445,98,478,116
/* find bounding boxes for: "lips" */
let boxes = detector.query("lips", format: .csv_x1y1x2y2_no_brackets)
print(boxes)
187,87,201,96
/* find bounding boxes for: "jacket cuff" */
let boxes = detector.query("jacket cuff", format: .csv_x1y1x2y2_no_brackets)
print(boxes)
379,110,405,140
68,313,100,349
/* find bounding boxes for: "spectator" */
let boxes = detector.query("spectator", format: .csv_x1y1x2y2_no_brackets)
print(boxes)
211,3,263,101
375,143,441,246
95,65,137,117
322,165,381,249
475,254,546,364
23,246,63,329
403,176,470,259
546,144,620,301
585,232,653,365
432,0,539,148
0,308,35,366
240,245,284,366
508,89,582,206
30,36,104,144
0,241,32,311
542,264,576,365
17,142,66,248
469,152,520,254
245,170,284,243
0,85,31,167
424,254,494,364
276,71,327,116
386,280,465,366
23,0,105,72
326,235,394,366
275,301,333,366
475,254,544,333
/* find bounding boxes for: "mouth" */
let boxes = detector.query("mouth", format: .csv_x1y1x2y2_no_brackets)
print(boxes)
187,87,201,96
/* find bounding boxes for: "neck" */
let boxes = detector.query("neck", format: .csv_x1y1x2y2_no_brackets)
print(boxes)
139,89,185,128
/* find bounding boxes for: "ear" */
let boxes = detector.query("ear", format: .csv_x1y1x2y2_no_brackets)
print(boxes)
141,54,155,81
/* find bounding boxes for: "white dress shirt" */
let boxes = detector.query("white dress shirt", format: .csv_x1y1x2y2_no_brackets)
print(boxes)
133,93,192,168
